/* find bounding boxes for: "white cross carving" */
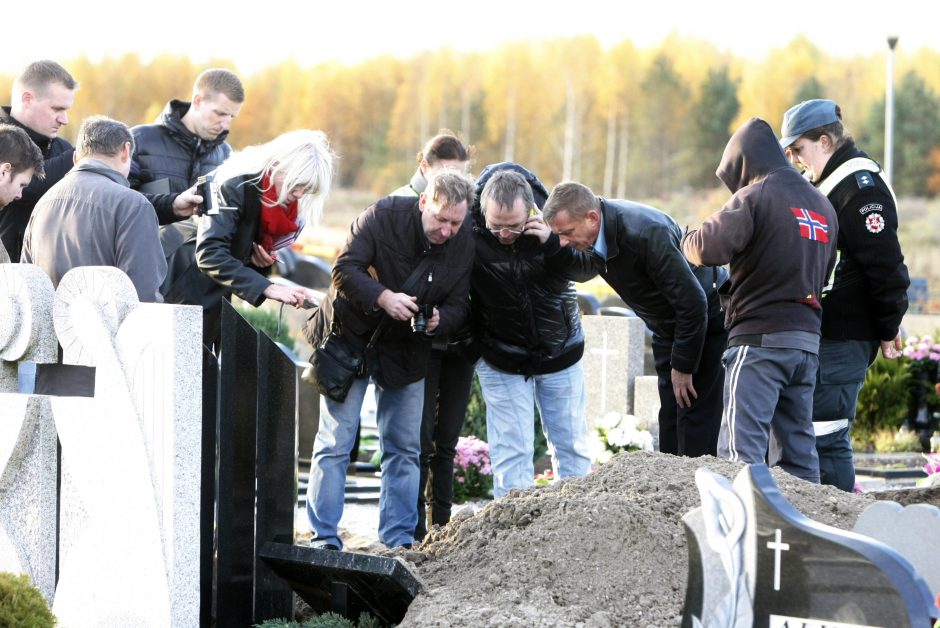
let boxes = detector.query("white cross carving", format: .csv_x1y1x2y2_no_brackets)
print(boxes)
766,528,790,591
589,329,618,412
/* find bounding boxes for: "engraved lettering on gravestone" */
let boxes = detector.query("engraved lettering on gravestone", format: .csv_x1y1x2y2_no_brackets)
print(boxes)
766,528,790,592
767,616,878,628
589,330,618,413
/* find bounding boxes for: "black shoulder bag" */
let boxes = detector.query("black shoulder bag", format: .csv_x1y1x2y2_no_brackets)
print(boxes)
302,256,433,402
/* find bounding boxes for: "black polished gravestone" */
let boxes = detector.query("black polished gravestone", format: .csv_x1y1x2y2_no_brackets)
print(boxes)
259,541,423,625
682,465,939,628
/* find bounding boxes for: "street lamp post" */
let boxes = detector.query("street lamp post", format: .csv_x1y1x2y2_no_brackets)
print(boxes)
885,35,898,188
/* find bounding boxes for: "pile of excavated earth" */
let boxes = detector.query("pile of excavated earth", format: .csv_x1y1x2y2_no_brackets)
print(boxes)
394,451,930,627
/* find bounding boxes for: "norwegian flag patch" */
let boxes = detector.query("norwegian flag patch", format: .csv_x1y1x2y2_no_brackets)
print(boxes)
790,207,830,242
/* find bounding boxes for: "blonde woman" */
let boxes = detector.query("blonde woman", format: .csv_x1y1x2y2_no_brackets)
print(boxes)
165,129,334,347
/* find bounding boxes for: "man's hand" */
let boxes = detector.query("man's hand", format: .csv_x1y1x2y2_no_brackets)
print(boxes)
426,307,441,333
376,290,419,321
524,212,551,244
172,186,202,218
251,242,277,268
881,332,903,359
263,284,313,309
672,369,697,408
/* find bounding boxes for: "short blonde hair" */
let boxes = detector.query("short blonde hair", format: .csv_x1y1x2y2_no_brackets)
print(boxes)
426,170,475,208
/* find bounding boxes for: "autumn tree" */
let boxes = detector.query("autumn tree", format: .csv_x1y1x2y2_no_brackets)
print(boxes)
684,66,740,189
861,70,940,196
636,52,689,197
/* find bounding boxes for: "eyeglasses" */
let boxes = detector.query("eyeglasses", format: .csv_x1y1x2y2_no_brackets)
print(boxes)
485,220,526,237
487,226,524,237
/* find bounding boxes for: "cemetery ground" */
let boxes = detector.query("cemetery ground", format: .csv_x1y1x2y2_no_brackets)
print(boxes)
292,451,940,627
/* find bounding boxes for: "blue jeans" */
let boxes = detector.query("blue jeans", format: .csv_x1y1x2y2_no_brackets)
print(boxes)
306,375,425,549
476,359,591,498
816,426,856,492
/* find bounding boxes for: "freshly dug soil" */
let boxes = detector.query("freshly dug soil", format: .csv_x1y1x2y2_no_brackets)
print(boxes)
397,451,879,627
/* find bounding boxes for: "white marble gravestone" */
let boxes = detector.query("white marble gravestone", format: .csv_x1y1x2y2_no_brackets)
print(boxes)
581,315,646,427
0,265,58,600
50,267,202,627
0,265,203,626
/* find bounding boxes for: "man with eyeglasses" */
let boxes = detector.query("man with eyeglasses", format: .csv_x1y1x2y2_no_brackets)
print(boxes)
469,164,597,497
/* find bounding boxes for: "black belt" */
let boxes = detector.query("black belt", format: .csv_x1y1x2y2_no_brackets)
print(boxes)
728,334,765,347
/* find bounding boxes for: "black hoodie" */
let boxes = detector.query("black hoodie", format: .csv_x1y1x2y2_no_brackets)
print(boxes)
682,118,838,341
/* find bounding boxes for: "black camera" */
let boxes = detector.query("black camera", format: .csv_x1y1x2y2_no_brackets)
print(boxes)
195,174,218,216
195,174,236,216
411,304,435,334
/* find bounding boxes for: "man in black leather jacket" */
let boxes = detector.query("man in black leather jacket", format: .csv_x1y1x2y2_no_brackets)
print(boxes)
303,171,475,550
129,68,244,225
0,60,77,262
544,181,728,458
471,165,596,497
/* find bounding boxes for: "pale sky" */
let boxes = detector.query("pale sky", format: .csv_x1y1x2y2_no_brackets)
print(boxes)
4,0,936,75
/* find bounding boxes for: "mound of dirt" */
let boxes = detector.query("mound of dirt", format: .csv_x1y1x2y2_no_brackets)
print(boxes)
398,451,877,627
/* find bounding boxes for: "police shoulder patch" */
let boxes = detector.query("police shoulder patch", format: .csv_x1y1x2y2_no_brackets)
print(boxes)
854,171,876,189
864,213,885,234
859,203,884,215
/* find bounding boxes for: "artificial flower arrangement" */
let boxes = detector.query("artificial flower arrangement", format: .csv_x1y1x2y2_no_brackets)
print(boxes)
589,411,655,465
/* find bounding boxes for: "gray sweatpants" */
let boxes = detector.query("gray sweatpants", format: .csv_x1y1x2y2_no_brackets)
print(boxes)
719,345,820,483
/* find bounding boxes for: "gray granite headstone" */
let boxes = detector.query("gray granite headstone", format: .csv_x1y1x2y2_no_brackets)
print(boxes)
0,264,57,392
632,375,661,450
0,265,58,600
581,315,645,428
0,395,57,601
854,501,940,597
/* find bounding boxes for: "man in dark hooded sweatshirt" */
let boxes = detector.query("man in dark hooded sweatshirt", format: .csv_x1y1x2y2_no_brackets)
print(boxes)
682,117,838,483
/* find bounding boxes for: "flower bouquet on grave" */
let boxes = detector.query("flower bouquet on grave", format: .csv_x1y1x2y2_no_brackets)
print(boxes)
917,452,940,488
590,412,654,465
534,469,554,487
452,435,493,503
902,335,940,427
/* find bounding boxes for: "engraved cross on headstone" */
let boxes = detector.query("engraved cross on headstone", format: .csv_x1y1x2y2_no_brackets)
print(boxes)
589,330,618,414
766,527,790,591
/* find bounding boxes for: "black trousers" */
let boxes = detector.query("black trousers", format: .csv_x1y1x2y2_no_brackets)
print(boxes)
415,347,475,539
652,329,727,456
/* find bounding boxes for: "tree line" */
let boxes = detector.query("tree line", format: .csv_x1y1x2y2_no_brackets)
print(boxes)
3,35,940,198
